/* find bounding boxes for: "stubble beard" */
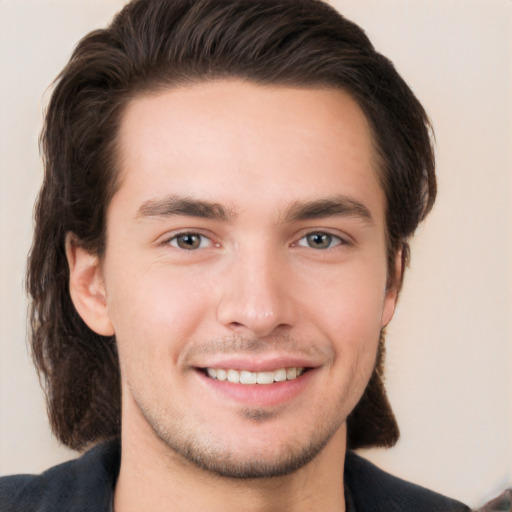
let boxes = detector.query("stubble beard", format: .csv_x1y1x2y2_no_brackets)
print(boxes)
128,335,354,479
136,398,344,480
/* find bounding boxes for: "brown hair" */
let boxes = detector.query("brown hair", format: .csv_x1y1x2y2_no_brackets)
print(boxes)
28,0,435,451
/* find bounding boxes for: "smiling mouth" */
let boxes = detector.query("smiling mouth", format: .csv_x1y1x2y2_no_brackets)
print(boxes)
202,367,306,385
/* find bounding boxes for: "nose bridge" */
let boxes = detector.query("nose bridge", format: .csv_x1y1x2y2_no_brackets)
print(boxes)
216,242,295,336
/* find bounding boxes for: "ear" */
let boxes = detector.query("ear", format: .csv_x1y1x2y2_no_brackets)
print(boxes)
65,233,114,336
380,247,404,328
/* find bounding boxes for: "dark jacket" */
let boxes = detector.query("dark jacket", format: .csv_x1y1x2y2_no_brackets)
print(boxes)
0,439,470,511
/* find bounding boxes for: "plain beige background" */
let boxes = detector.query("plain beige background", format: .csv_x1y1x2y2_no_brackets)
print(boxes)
0,0,510,508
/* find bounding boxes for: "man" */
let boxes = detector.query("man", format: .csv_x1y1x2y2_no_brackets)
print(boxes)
0,0,471,510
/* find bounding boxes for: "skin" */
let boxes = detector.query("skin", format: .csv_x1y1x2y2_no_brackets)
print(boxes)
67,80,400,512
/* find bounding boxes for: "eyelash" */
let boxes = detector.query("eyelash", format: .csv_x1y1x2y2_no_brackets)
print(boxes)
164,230,348,251
166,232,215,250
294,231,347,250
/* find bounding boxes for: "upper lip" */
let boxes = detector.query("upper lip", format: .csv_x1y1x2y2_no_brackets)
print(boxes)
194,355,321,372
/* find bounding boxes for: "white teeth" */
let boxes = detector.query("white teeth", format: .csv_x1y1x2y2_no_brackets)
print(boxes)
240,370,257,384
256,371,274,385
274,368,287,382
286,367,297,380
205,367,305,384
227,369,240,383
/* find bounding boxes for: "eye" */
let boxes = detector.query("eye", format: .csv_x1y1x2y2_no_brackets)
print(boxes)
168,233,213,250
296,232,343,249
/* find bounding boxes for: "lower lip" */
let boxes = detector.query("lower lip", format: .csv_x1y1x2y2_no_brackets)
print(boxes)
195,369,316,408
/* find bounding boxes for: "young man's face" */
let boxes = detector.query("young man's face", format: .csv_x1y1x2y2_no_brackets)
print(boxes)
72,80,399,478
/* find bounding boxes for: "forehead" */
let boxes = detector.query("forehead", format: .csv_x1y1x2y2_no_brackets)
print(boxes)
114,80,383,221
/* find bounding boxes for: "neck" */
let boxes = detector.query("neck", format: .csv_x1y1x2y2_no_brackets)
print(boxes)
114,418,347,512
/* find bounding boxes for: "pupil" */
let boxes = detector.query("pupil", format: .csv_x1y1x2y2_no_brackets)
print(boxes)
179,234,199,249
309,233,330,248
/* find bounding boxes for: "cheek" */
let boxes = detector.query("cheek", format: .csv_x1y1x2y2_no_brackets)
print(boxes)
104,262,212,362
302,259,388,342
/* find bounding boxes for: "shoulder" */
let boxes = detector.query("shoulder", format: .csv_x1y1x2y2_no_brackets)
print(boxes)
344,451,471,512
0,439,120,512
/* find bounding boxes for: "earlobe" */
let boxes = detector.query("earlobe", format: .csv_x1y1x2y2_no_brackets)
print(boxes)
65,233,114,336
381,248,404,328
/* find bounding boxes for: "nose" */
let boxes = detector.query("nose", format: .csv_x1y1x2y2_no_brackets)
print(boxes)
216,248,297,337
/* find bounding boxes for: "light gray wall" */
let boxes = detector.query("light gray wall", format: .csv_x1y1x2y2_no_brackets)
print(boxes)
1,1,510,507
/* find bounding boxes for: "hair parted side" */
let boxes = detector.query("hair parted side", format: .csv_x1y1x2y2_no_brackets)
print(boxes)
28,0,435,451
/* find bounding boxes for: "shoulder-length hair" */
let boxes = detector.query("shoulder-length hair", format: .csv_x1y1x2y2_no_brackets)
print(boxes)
28,0,435,451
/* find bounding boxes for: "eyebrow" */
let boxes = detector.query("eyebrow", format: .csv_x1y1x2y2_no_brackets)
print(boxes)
137,195,233,221
136,194,373,225
282,196,374,224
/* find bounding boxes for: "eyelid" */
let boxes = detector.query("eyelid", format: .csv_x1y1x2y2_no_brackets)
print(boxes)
160,229,219,249
297,233,341,249
292,229,352,249
171,234,212,249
